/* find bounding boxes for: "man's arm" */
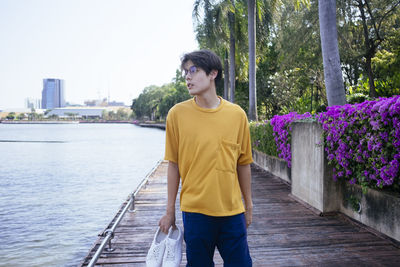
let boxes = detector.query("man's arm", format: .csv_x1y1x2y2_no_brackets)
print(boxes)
237,164,253,228
159,161,180,233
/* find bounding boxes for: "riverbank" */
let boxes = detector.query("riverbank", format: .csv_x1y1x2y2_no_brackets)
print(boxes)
0,120,167,127
0,120,133,124
136,123,165,130
0,120,80,124
129,120,166,130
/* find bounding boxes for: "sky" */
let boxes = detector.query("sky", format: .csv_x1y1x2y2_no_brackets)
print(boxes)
0,0,199,109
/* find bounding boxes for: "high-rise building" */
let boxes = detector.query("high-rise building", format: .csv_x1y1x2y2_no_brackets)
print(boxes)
41,78,65,109
25,98,41,109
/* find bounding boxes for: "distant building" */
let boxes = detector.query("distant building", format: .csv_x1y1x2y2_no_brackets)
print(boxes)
108,100,125,106
46,107,106,119
84,98,125,107
45,106,131,119
25,98,41,109
84,98,108,107
2,108,32,113
41,79,65,109
65,102,83,107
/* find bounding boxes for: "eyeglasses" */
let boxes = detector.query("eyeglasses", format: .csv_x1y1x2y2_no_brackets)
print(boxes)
183,65,199,77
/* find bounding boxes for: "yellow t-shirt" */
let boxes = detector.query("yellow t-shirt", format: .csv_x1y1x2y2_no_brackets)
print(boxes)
164,97,253,216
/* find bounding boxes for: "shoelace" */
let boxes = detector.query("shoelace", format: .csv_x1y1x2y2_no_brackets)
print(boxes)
164,242,175,261
149,245,161,260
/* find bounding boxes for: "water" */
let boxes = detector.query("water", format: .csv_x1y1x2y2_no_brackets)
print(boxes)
0,123,165,266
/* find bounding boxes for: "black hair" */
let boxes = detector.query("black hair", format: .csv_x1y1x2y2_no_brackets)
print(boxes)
180,49,223,84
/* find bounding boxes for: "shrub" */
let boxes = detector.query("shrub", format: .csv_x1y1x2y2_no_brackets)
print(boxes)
270,112,312,167
251,96,400,193
347,93,370,104
249,121,278,158
317,95,400,191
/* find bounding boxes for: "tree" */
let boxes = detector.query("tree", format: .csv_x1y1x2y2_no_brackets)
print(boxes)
224,50,230,99
133,0,398,120
131,85,162,119
194,0,245,102
248,0,257,120
254,0,326,118
28,108,38,121
131,73,191,121
228,0,236,102
116,108,129,120
372,29,400,95
335,0,400,98
354,0,400,97
318,0,347,106
65,112,78,120
48,114,59,120
159,81,191,119
6,112,16,120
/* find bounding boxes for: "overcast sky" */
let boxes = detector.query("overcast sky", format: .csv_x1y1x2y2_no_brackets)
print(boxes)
0,0,198,109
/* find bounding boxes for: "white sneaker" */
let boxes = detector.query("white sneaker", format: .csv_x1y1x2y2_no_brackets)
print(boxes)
162,225,183,267
146,227,168,267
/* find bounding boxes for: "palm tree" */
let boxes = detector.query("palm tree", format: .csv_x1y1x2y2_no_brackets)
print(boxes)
228,0,236,103
248,0,257,120
318,0,346,106
194,0,237,103
248,0,279,120
224,50,230,100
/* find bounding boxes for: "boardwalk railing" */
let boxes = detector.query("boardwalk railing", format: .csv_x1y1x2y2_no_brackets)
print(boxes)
86,160,162,267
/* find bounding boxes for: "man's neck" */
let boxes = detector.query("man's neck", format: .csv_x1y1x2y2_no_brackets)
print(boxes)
195,93,221,109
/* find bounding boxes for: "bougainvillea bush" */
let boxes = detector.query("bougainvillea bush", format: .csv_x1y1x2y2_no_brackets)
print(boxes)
249,121,278,158
317,95,400,192
270,112,312,168
252,95,400,192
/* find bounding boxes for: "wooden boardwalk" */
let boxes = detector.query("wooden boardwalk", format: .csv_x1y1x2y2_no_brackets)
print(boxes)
81,160,400,266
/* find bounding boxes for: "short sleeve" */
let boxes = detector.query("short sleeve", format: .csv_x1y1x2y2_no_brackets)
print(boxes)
238,112,253,165
164,109,179,163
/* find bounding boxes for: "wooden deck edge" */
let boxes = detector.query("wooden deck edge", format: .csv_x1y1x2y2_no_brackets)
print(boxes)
251,162,291,186
79,159,164,267
288,193,400,249
288,193,325,216
337,213,400,249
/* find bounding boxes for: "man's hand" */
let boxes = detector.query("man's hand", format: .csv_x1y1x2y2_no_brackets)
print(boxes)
159,213,176,234
245,205,253,228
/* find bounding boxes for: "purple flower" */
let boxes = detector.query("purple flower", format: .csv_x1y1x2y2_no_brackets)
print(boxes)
270,95,400,189
271,112,312,167
370,120,380,130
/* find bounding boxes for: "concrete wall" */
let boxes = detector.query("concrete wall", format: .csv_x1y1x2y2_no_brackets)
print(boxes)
252,150,291,183
340,183,400,242
291,121,341,213
253,121,400,242
287,121,399,242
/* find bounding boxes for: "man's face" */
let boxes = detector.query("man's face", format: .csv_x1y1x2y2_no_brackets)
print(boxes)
182,60,216,97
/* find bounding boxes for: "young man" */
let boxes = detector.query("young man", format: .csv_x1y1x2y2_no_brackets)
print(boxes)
159,49,253,267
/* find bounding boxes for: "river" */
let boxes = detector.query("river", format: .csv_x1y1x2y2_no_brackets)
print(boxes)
0,123,165,266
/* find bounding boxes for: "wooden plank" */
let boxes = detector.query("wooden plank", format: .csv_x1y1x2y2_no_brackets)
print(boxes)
81,161,400,266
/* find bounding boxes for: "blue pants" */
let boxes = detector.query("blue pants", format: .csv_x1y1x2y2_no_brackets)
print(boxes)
182,212,252,267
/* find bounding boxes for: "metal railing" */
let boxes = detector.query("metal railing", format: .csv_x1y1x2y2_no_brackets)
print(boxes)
87,160,162,267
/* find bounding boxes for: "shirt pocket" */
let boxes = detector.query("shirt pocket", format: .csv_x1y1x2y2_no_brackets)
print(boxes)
216,139,240,173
